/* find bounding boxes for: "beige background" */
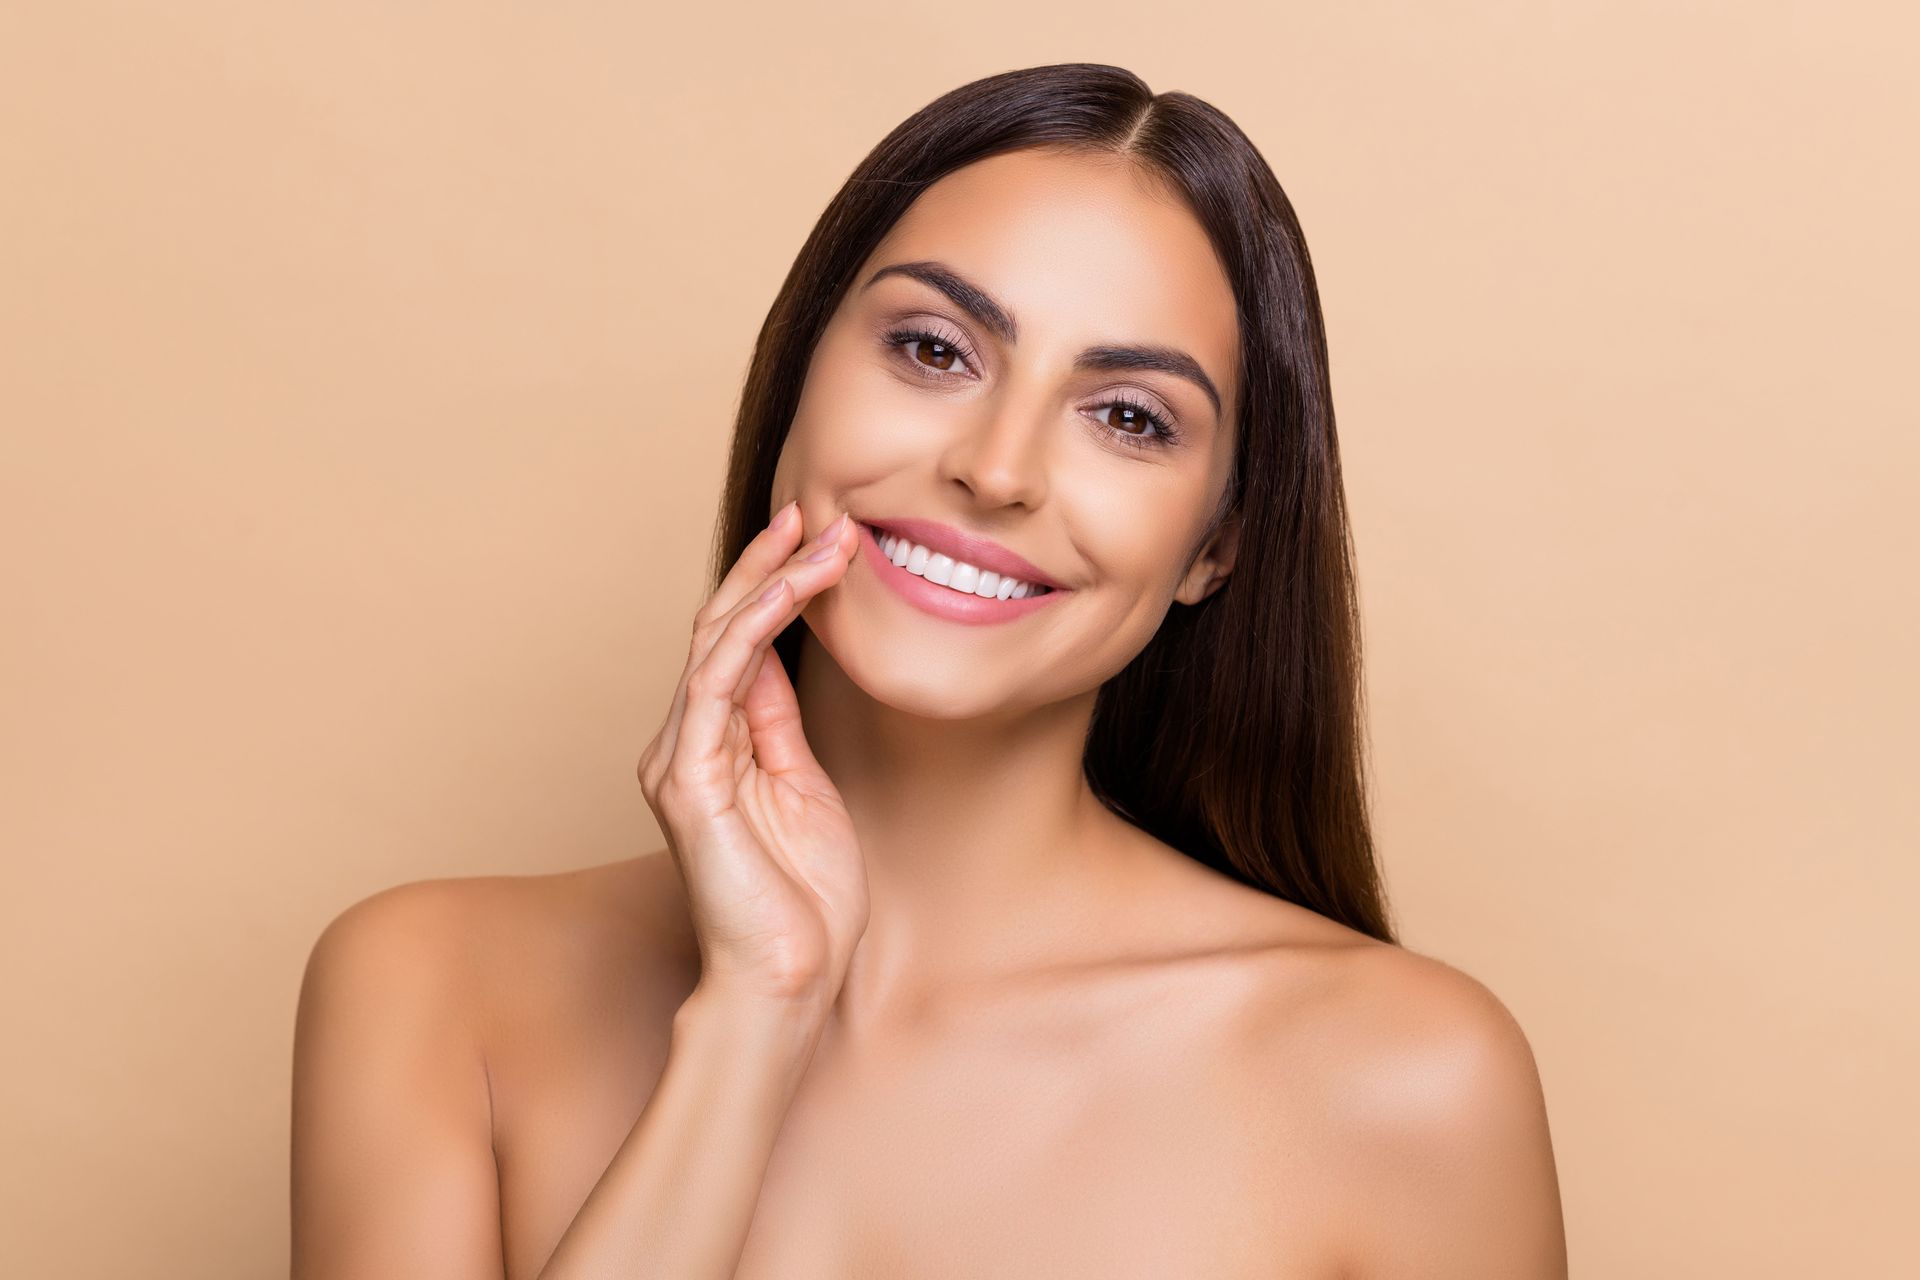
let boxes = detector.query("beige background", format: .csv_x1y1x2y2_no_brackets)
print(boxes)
3,2,1914,1275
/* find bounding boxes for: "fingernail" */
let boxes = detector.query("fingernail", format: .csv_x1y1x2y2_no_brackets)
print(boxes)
758,577,787,604
805,514,848,561
771,500,798,533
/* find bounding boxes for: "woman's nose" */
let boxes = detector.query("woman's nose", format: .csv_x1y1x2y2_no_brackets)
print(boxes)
936,403,1051,509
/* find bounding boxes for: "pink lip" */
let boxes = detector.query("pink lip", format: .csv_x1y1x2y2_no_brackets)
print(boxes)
859,516,1067,590
855,522,1069,626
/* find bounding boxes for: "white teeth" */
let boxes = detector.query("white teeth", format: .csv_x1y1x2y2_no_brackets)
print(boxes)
870,525,1052,600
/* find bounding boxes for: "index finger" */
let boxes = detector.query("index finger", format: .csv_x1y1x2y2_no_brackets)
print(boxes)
651,499,816,779
705,499,805,621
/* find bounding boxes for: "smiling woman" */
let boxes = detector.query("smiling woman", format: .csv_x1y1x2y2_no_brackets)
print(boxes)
291,62,1567,1279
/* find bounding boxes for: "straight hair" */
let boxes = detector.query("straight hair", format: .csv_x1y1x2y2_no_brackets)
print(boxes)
709,63,1395,944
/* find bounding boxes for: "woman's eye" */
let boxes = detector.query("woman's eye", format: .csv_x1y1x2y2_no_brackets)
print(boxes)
887,328,974,377
1092,400,1177,447
908,337,967,373
884,325,1179,449
1097,404,1154,436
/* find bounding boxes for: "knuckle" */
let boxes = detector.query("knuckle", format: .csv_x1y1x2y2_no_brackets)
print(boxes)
685,661,718,697
688,650,737,696
688,623,724,664
655,766,715,814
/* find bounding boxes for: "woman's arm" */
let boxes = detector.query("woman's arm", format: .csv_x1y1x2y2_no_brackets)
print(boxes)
291,882,833,1280
1328,951,1569,1278
535,983,828,1278
292,506,867,1276
290,882,505,1279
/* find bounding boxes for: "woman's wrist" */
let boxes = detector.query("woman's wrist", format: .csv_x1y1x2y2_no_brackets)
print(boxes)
674,980,833,1075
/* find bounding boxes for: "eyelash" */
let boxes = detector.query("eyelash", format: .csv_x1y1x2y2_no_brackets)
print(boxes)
881,324,1183,451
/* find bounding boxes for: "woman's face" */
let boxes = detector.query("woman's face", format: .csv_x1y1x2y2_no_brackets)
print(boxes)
773,145,1242,720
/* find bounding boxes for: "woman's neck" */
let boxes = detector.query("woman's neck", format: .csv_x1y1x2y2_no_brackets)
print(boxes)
792,631,1142,1032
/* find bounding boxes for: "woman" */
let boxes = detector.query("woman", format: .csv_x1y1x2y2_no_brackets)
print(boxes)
292,63,1567,1278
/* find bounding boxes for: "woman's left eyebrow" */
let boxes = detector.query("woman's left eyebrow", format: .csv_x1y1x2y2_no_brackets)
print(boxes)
1072,346,1222,419
860,259,1224,419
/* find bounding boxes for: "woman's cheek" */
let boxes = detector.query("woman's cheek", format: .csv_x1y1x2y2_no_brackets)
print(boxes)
821,396,951,473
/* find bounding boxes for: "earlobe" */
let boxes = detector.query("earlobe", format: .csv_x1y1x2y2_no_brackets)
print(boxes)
1211,516,1239,580
1177,516,1238,606
1183,568,1230,605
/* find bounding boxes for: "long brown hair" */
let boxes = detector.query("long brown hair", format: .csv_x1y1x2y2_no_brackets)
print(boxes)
709,63,1395,944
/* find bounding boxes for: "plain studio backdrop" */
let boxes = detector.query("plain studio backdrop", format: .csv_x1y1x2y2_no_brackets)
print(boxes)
1,2,1913,1275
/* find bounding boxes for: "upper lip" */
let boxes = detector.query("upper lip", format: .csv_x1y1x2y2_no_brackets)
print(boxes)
860,517,1069,591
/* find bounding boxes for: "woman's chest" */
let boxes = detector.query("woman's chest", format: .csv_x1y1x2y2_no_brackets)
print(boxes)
491,1002,1348,1280
734,1055,1342,1279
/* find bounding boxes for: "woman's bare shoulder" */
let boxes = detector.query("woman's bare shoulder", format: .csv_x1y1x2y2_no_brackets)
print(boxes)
1230,928,1567,1273
303,850,699,1030
290,855,698,1273
1248,936,1548,1117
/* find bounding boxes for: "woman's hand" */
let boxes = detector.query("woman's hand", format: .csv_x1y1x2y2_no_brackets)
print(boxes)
636,502,869,1015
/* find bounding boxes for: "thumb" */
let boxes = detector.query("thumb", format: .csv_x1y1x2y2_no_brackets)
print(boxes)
740,647,829,787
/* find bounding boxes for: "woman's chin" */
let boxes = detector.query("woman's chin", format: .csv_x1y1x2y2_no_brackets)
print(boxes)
798,618,1029,722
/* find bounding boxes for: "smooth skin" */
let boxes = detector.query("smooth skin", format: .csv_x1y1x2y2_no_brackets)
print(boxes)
291,147,1567,1278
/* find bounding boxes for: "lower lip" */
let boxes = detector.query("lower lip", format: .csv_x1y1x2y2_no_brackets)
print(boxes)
856,523,1069,626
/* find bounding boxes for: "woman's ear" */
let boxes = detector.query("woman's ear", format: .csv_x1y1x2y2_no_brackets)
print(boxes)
1175,514,1239,605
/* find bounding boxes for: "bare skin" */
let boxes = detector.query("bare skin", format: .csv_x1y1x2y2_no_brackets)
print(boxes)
292,146,1567,1278
292,853,1563,1278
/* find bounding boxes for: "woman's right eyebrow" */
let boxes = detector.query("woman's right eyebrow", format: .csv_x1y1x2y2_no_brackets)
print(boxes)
860,260,1019,345
859,259,1224,420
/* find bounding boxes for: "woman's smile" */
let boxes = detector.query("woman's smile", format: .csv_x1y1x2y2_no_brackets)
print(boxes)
854,519,1070,626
